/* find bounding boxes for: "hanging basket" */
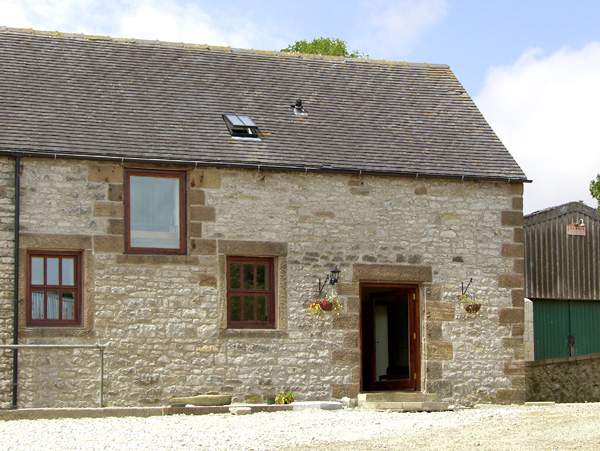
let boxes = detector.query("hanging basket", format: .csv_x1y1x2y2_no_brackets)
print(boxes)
308,296,343,317
320,301,334,311
463,303,481,314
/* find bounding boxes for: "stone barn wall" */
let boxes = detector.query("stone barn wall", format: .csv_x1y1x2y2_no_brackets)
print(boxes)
0,157,525,408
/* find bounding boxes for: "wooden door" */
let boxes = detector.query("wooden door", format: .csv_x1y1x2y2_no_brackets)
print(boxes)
361,286,420,391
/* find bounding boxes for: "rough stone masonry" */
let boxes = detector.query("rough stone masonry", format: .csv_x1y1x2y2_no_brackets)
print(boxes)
0,157,525,408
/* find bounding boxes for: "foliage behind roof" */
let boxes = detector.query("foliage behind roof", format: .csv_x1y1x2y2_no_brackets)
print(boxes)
0,28,527,182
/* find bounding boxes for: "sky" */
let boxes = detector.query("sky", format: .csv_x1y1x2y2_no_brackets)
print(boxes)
2,0,599,214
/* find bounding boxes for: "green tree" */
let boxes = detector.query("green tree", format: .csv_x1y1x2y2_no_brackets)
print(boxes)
590,173,600,210
281,37,367,58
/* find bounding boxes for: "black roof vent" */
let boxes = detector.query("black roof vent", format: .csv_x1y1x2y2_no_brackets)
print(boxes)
222,114,260,139
291,98,308,117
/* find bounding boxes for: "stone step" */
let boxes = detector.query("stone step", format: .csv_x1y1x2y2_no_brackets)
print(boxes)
358,391,439,407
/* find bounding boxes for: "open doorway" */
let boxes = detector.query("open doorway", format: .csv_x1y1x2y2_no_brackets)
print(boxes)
360,284,420,391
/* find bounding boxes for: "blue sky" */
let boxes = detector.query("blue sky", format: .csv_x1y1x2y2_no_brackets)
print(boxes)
2,0,600,213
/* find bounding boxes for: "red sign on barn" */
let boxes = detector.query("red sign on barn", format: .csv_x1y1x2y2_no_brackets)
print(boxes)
567,222,586,236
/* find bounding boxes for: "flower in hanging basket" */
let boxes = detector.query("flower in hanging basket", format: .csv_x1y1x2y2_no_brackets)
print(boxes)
308,295,343,317
458,294,482,314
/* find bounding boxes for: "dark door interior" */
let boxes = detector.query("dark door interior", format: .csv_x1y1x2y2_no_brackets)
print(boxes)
361,286,419,391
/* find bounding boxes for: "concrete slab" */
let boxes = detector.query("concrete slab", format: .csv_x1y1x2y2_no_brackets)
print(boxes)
169,394,232,407
229,407,252,415
0,401,340,420
292,401,343,411
0,407,165,421
162,406,231,416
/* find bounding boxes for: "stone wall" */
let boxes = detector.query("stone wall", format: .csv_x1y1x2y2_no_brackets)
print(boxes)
0,158,15,408
0,157,525,408
526,353,600,402
524,299,534,361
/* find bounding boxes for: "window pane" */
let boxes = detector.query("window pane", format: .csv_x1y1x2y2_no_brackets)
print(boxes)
130,175,180,249
243,296,255,321
47,292,59,320
256,264,267,290
230,296,241,322
31,258,44,285
32,292,45,319
229,263,241,289
62,292,75,320
226,257,274,329
47,258,59,285
243,264,255,289
62,258,75,286
257,296,268,322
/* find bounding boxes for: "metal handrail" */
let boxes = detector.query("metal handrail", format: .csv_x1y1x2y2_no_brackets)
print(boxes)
0,344,107,408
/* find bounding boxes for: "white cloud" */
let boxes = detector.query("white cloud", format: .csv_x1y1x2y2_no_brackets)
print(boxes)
0,0,109,32
355,0,448,59
475,43,600,214
116,0,284,49
0,0,34,28
0,0,287,50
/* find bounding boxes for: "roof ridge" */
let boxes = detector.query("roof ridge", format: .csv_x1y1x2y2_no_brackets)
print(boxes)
0,26,449,68
525,201,600,221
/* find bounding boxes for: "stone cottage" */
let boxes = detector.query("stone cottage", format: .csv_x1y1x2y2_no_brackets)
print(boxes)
0,28,528,409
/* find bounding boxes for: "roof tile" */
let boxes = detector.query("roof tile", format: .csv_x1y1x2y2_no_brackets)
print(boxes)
0,28,527,181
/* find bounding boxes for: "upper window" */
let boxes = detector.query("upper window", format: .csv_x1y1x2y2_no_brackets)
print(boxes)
222,114,260,139
227,257,275,328
125,169,186,254
27,251,82,327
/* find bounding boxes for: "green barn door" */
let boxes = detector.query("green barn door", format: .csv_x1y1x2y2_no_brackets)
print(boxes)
570,301,600,356
534,300,570,360
534,300,600,360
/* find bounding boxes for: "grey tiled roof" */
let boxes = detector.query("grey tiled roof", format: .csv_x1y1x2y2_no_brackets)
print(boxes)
0,28,527,181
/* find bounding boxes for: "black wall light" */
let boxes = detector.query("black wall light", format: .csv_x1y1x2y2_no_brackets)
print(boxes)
318,265,341,295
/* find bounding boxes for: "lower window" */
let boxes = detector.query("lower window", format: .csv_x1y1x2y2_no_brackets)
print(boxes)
227,257,275,328
27,251,82,326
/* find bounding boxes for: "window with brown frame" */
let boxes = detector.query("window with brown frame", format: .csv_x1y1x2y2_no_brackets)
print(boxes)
27,251,82,327
125,169,186,254
227,257,275,328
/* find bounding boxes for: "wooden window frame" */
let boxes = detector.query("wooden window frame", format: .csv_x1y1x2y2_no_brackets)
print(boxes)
124,168,187,254
227,256,275,329
26,250,83,327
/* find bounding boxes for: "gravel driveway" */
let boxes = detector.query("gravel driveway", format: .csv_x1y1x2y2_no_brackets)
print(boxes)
2,403,600,450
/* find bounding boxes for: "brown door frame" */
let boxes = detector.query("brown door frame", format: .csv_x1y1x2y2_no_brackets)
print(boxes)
359,283,421,392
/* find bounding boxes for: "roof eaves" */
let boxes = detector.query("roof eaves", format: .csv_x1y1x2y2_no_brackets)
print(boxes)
0,148,531,183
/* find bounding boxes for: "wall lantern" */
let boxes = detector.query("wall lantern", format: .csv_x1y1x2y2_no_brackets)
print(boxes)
318,265,341,295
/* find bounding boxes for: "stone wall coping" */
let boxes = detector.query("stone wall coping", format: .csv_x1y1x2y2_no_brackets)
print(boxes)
525,352,600,367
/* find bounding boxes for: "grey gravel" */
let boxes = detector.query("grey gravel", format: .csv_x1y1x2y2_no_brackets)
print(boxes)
2,403,600,450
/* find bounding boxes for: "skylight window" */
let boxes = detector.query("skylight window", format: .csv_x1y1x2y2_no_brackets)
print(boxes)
222,114,260,139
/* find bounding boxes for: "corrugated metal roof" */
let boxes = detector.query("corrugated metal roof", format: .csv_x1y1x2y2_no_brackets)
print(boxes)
525,202,600,300
0,28,528,182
